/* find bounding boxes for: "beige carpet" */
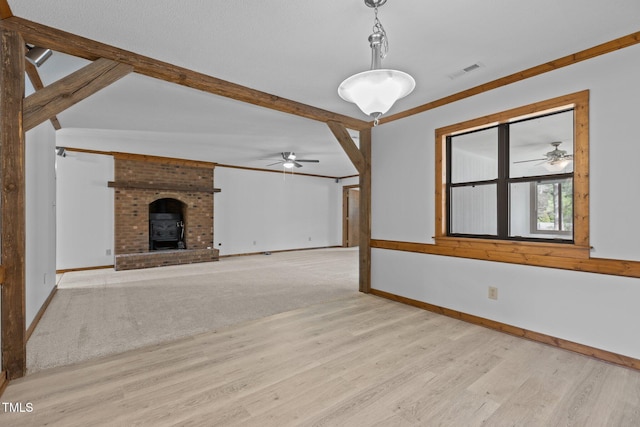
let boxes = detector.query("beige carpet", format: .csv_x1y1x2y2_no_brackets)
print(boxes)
27,248,358,373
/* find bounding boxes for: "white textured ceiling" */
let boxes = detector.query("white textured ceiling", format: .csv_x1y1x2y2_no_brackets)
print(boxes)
9,0,640,177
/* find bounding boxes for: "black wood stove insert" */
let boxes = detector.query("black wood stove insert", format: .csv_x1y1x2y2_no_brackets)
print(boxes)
149,213,185,250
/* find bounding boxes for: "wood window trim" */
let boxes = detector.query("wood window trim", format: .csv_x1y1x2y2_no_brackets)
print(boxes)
435,90,590,262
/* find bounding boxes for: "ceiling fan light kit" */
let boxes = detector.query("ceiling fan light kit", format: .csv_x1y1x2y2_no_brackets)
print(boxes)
266,152,320,170
514,141,573,172
543,159,571,172
541,141,573,172
338,0,415,126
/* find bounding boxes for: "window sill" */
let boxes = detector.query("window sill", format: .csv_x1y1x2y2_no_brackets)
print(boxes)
434,236,590,260
371,239,640,279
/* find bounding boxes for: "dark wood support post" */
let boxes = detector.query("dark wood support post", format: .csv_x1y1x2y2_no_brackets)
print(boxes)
0,28,26,379
359,128,372,293
327,120,372,293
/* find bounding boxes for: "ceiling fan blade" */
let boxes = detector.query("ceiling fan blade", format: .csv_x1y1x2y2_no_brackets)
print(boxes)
266,161,283,166
295,159,320,163
294,161,303,168
513,158,547,164
260,153,285,159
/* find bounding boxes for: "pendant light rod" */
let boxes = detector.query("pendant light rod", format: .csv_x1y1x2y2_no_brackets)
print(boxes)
369,32,384,70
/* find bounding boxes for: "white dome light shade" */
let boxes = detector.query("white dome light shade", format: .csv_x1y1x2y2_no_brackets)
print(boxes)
283,161,295,169
338,69,415,118
543,159,571,172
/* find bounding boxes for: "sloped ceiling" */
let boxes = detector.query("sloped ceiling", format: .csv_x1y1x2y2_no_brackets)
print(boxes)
8,0,640,177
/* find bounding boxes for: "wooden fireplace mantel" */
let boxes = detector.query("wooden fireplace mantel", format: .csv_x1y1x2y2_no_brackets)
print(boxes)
108,181,221,194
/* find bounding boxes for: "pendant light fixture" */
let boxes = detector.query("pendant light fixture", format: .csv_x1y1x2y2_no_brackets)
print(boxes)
338,0,415,126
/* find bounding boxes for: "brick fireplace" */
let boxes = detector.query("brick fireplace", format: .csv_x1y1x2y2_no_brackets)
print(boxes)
110,154,220,270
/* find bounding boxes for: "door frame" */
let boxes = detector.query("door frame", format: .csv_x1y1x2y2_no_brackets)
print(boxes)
342,185,360,247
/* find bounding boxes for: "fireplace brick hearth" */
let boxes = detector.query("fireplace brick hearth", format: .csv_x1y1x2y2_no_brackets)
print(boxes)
115,248,218,270
111,155,219,270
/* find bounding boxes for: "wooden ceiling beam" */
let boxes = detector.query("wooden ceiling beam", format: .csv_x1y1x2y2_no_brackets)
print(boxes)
23,58,133,132
0,0,12,19
380,30,640,125
24,60,61,130
1,16,370,131
327,120,365,174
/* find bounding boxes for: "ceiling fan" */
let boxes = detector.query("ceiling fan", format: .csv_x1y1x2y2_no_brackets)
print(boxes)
266,152,320,169
513,141,573,171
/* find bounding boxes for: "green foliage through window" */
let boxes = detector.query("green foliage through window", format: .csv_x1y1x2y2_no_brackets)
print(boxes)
535,179,572,234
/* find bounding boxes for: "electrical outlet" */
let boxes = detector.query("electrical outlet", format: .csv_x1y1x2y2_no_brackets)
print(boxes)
488,286,498,300
106,249,112,255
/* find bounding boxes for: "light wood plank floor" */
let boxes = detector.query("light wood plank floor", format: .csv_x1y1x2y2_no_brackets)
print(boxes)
2,294,640,426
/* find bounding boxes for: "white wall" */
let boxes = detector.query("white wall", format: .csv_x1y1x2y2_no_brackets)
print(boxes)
53,155,350,264
55,152,114,270
339,176,359,188
371,43,640,358
25,122,57,328
214,167,346,255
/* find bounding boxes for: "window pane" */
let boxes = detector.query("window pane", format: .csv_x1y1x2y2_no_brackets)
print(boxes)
508,182,532,238
561,181,574,233
509,179,573,240
537,182,561,231
510,110,574,178
450,127,498,183
450,184,497,235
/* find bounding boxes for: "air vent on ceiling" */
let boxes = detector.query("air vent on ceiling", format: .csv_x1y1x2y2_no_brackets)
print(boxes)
448,62,485,80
